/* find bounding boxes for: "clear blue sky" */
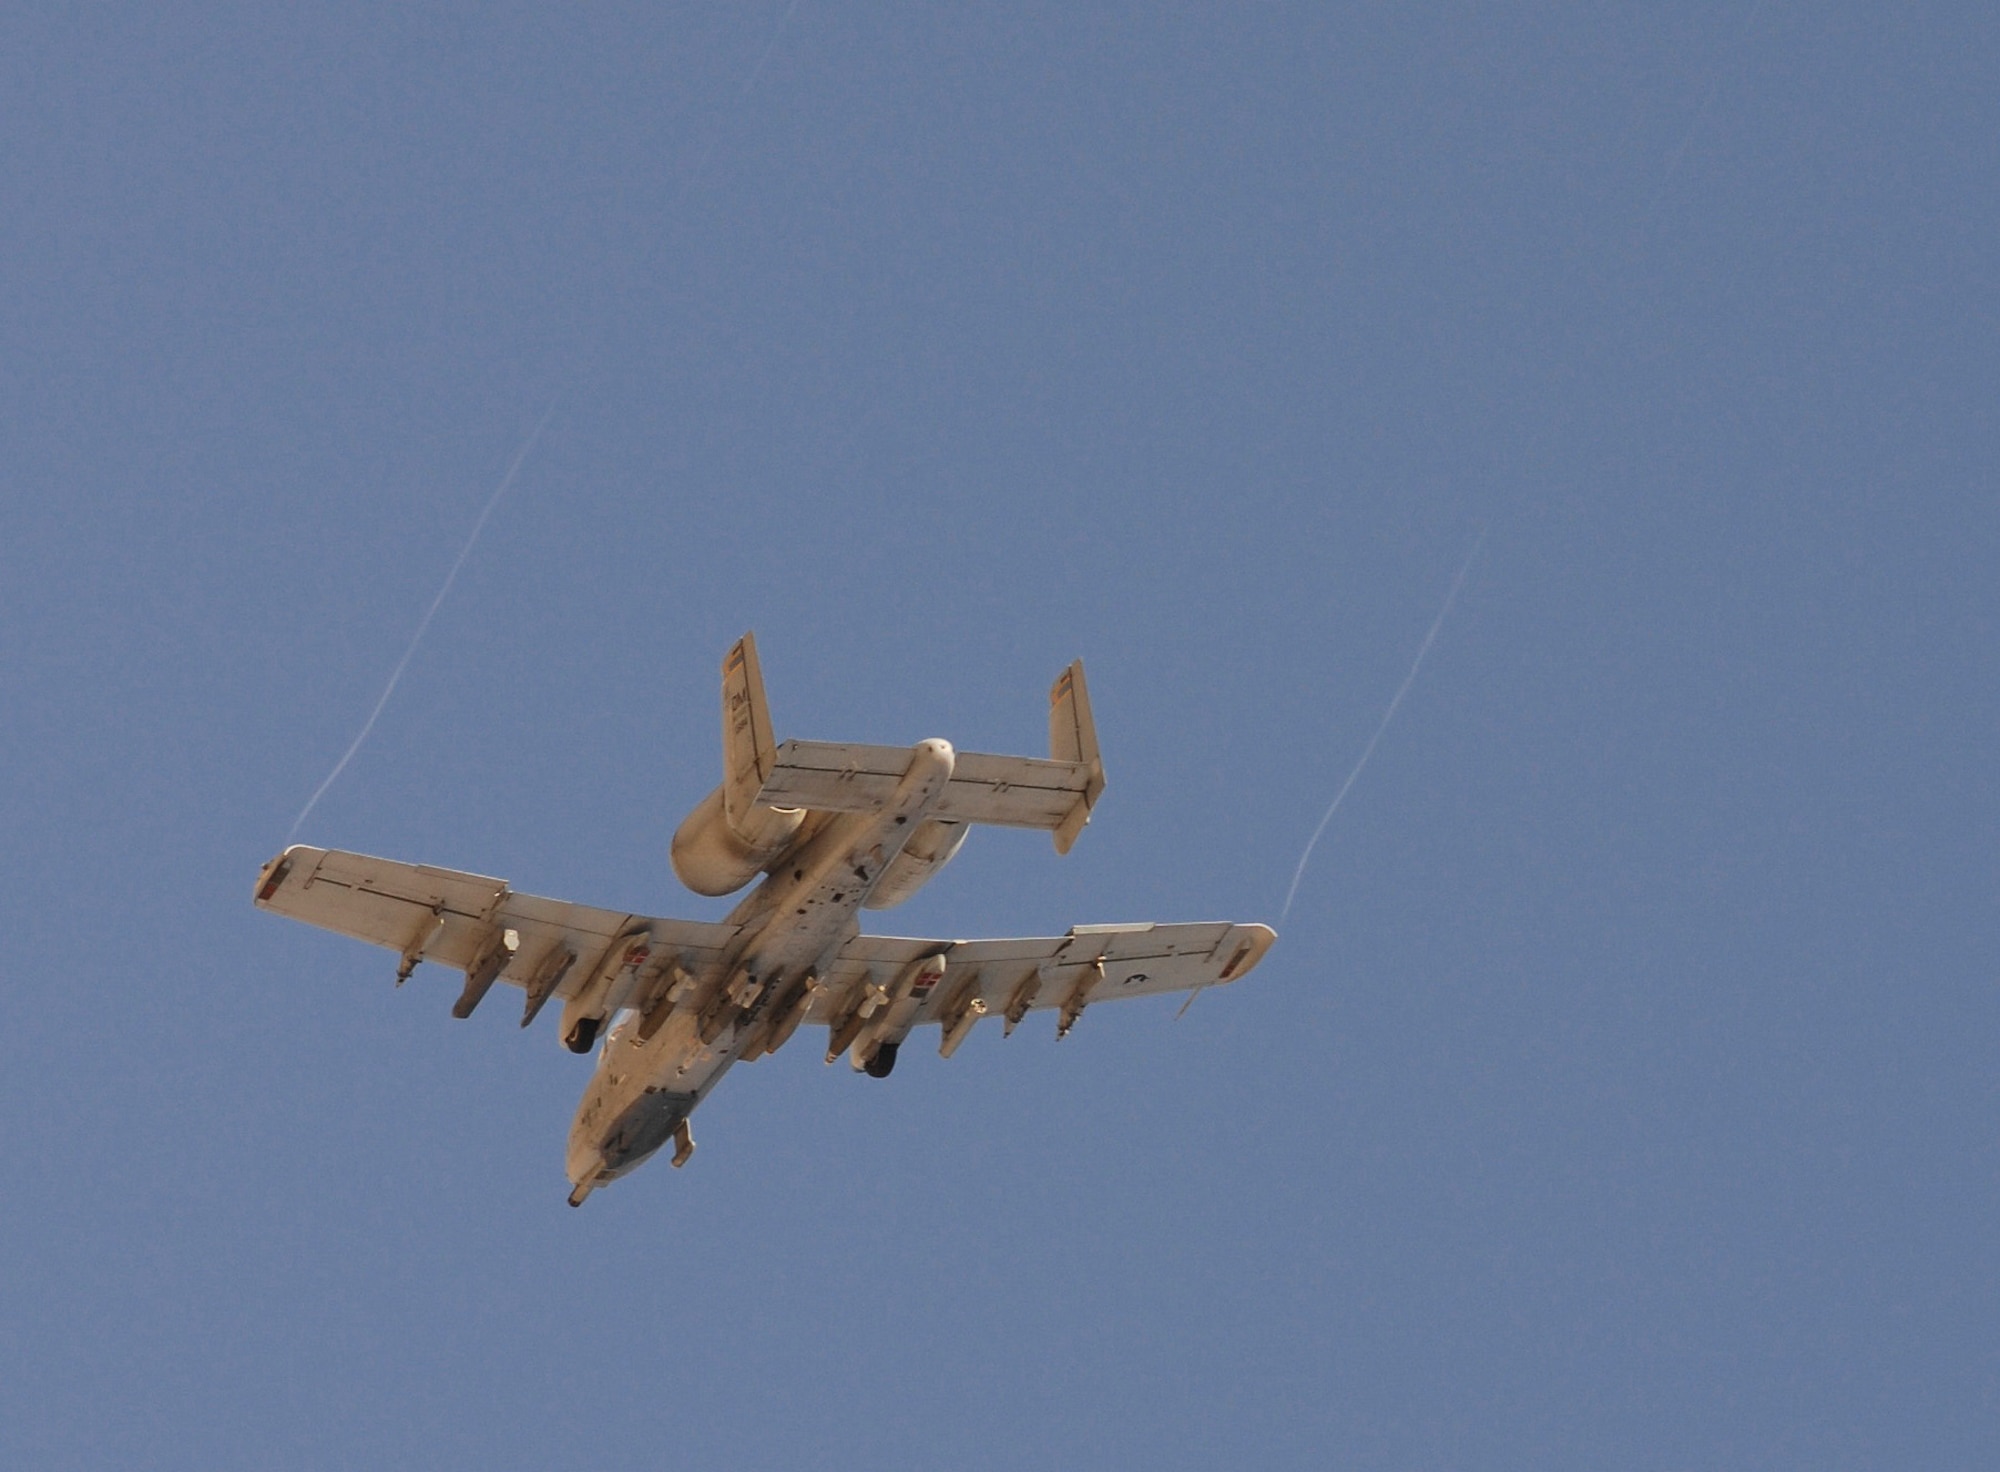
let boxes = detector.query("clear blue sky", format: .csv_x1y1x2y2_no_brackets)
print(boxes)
3,4,1994,1467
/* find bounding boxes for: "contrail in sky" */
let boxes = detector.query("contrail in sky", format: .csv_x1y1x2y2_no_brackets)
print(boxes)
744,0,804,96
1642,0,1766,223
287,399,558,840
284,5,801,844
1278,530,1486,922
669,0,805,212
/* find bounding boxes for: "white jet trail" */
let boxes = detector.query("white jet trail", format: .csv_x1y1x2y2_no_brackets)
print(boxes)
669,0,805,213
1278,530,1486,921
1642,0,1766,223
285,4,798,843
744,0,804,95
287,399,559,840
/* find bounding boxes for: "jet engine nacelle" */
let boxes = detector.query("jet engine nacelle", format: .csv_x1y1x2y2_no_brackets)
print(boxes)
670,786,805,896
863,817,968,910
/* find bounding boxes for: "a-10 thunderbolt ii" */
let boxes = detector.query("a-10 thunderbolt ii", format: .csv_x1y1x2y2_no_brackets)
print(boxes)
255,635,1276,1204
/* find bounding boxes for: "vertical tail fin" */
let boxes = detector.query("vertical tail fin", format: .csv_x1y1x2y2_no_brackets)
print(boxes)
1049,659,1106,854
722,632,778,829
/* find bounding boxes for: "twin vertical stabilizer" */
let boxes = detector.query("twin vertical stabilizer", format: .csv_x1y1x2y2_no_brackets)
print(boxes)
705,633,1106,856
721,633,780,832
1048,659,1105,854
670,632,801,896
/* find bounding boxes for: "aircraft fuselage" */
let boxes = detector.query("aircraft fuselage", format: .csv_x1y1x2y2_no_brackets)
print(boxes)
564,739,956,1197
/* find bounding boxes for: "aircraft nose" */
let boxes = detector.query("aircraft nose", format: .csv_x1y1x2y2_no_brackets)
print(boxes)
566,1141,604,1188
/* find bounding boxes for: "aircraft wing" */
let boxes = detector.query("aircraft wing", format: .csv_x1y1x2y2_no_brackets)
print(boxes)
806,920,1277,1032
253,845,739,1023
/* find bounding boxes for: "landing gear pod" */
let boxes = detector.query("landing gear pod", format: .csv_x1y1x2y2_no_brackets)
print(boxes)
558,929,652,1053
861,1040,899,1078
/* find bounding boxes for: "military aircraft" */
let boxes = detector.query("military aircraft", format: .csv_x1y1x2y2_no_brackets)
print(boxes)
255,634,1276,1204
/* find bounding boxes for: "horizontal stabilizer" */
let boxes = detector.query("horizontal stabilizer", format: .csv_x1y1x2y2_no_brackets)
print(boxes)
753,740,1094,832
746,658,1104,850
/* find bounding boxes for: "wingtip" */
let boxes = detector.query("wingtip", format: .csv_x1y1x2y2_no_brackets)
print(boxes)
254,851,293,904
1219,923,1278,980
